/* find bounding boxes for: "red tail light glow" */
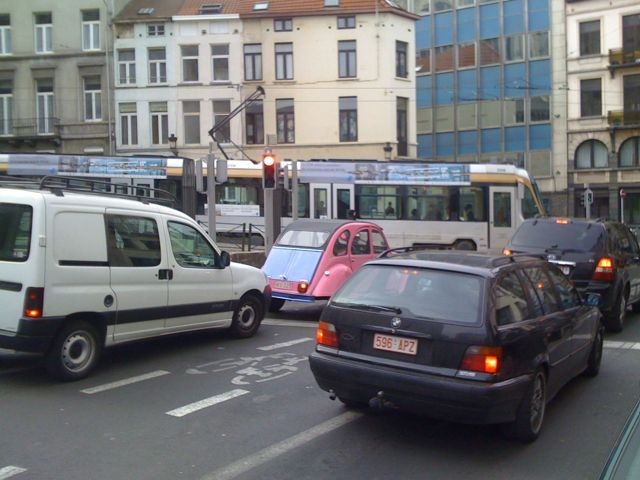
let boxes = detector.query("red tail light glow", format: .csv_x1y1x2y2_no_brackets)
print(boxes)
593,257,615,282
316,321,338,348
460,346,502,374
23,287,44,318
298,281,309,294
502,248,512,256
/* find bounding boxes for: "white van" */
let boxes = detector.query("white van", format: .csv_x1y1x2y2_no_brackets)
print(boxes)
0,182,271,380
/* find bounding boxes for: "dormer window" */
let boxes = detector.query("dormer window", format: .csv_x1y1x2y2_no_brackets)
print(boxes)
324,0,339,6
253,2,268,11
199,4,222,15
137,7,154,15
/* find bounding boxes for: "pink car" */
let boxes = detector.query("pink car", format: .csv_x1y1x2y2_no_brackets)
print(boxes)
262,219,389,312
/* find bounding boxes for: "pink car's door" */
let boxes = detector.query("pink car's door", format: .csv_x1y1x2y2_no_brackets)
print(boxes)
349,227,375,271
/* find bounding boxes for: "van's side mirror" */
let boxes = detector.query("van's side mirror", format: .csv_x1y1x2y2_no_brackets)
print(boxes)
585,292,601,307
219,251,231,268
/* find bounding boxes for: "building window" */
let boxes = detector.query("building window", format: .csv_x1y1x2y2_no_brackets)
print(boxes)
338,40,357,78
396,41,408,78
530,95,549,122
183,101,201,144
339,96,357,142
505,35,524,61
416,48,431,73
82,10,100,51
576,140,608,169
457,42,475,68
117,49,136,85
275,43,293,80
244,44,262,81
337,16,355,29
0,79,12,135
148,48,167,84
580,78,601,117
434,0,453,12
0,14,11,55
181,45,199,82
212,100,231,143
84,76,101,121
504,98,525,125
397,97,408,156
211,44,229,82
245,99,264,144
620,137,640,167
325,0,340,6
435,45,454,71
624,74,640,114
34,12,52,54
480,38,500,65
529,31,549,58
36,79,54,134
579,20,600,56
274,18,292,31
276,98,294,144
150,102,168,145
119,103,138,145
623,14,640,53
147,23,164,36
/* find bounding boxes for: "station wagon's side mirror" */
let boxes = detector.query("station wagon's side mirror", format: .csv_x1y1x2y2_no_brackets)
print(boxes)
219,251,231,268
585,292,601,307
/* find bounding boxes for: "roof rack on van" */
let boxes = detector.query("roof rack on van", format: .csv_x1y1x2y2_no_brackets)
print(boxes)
0,175,44,189
32,176,177,207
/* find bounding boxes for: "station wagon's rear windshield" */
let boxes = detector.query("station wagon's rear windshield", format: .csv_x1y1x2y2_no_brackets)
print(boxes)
0,203,33,262
332,264,483,324
510,221,604,252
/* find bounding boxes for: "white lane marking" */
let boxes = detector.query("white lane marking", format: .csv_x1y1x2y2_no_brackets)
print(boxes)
257,338,313,351
263,319,318,328
166,389,250,418
604,341,640,350
200,411,362,480
0,466,27,479
80,370,170,394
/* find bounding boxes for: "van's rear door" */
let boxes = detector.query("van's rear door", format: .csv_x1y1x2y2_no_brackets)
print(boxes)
0,192,44,333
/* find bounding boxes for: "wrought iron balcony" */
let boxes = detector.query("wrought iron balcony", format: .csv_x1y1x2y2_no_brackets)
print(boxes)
608,48,640,76
0,117,61,140
608,110,640,129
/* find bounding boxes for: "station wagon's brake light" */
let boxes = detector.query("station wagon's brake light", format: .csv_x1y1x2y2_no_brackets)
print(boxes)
298,281,309,294
460,346,502,374
502,248,512,256
593,257,615,282
316,321,338,348
23,287,44,318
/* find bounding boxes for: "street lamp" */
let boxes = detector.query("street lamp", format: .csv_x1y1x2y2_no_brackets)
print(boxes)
168,133,178,156
383,142,393,161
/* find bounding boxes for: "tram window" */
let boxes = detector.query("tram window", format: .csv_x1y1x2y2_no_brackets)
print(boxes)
522,185,538,219
357,185,400,220
458,187,486,222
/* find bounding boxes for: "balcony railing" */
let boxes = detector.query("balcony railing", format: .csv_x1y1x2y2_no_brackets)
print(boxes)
609,48,640,72
608,110,640,128
0,117,61,139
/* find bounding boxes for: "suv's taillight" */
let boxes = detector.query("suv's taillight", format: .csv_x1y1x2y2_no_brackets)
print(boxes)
592,257,615,282
502,248,512,256
460,346,502,374
23,287,44,318
316,321,338,348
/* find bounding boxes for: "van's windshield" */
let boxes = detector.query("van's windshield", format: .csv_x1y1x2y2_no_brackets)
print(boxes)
0,203,33,262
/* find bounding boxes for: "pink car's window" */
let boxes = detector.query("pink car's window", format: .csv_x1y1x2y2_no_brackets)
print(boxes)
351,230,370,255
333,230,350,257
372,230,388,254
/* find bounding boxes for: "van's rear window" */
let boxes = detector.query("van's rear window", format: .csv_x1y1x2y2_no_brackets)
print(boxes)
0,203,33,262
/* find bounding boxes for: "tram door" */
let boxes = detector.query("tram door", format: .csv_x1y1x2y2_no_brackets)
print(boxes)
489,186,516,250
310,184,354,219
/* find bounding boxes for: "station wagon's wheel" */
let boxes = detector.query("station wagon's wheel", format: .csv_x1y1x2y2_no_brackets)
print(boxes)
45,320,102,381
502,369,546,443
229,294,264,338
605,291,627,333
583,325,604,377
268,298,286,313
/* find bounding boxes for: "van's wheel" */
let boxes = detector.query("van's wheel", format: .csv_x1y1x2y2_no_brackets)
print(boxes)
454,240,475,251
502,369,546,443
229,294,263,338
45,320,102,381
605,291,627,333
268,298,285,313
583,325,603,377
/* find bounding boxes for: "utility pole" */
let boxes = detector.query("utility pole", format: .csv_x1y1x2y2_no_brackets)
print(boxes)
207,143,216,242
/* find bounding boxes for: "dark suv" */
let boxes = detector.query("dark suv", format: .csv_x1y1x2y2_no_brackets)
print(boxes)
309,251,603,442
504,217,640,332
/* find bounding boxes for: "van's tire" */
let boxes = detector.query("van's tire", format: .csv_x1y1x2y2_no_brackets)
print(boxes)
268,298,285,313
45,320,102,381
454,240,475,251
583,325,603,377
502,369,546,443
604,291,627,333
229,294,263,338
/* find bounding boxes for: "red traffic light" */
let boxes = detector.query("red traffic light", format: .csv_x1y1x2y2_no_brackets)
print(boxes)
262,151,277,189
263,154,275,167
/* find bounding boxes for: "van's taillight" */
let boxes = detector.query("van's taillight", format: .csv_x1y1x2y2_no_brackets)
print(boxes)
593,257,615,282
460,346,502,374
23,287,44,318
316,321,338,348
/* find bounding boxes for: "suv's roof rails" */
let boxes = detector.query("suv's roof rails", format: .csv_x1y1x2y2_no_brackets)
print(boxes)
33,176,177,207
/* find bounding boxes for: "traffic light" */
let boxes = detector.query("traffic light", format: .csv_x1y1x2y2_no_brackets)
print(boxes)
262,149,277,189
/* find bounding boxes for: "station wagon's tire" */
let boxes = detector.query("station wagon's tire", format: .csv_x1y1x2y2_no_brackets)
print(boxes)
45,320,102,381
583,325,604,377
454,240,475,251
268,298,286,313
605,291,627,333
502,369,546,443
229,294,263,338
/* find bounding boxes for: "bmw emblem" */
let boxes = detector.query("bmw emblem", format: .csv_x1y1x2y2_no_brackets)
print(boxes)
391,317,402,328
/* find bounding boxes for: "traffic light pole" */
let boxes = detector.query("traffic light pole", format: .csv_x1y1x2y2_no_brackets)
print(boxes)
207,144,217,242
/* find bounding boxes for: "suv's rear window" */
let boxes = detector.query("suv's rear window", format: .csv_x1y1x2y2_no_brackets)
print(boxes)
332,264,483,324
511,221,604,252
0,203,33,262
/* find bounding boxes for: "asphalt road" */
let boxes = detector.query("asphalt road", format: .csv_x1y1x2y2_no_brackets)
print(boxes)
2,303,640,480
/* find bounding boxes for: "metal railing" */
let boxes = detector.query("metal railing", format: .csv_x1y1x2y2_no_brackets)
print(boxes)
0,117,61,138
608,110,640,128
198,221,266,252
609,48,640,68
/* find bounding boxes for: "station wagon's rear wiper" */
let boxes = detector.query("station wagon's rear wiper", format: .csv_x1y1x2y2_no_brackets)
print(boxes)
333,302,402,314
